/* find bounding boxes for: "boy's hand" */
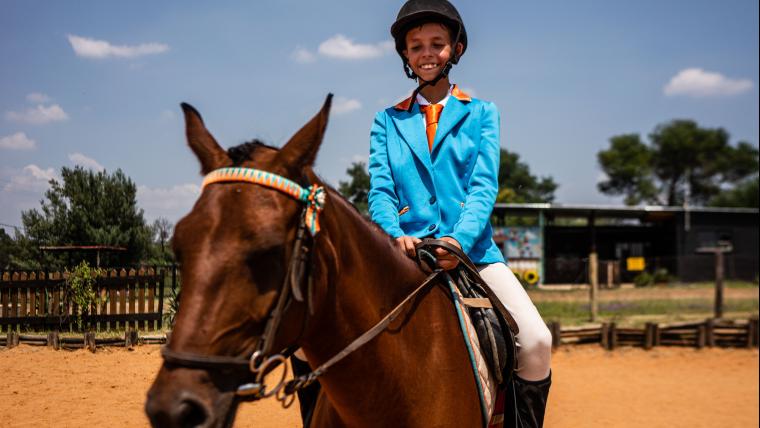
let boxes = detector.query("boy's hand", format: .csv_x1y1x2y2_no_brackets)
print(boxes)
435,236,461,270
396,235,422,258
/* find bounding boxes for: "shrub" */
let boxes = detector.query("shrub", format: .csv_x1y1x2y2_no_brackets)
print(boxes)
65,261,103,329
634,271,653,287
652,268,671,284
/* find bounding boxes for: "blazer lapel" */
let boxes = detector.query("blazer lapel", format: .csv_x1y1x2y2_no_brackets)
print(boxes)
390,102,432,170
433,95,470,150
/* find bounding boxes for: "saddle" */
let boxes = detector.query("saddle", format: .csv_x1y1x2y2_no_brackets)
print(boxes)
415,239,519,386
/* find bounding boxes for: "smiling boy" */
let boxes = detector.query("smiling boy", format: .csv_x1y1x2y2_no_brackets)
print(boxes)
368,1,553,426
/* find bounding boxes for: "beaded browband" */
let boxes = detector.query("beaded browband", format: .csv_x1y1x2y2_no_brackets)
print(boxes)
202,167,326,235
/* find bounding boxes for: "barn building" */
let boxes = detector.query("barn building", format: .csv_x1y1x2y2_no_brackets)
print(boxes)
491,204,759,286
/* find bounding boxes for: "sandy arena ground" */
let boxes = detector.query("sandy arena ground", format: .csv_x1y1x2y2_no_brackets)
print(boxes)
1,345,757,428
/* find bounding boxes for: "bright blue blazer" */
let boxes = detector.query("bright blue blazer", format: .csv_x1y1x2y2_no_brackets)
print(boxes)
368,86,505,265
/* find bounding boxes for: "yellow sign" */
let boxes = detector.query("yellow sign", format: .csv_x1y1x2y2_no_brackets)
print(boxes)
626,257,646,271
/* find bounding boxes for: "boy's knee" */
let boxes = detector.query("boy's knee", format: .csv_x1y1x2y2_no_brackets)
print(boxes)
520,323,553,357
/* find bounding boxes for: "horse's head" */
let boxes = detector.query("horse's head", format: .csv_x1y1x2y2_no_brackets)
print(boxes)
146,95,332,428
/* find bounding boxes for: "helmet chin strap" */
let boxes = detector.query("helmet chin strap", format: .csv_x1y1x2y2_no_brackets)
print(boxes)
406,61,453,113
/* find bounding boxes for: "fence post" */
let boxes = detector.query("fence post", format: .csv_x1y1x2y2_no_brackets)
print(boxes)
696,325,706,349
601,323,610,350
8,330,19,348
84,331,96,353
644,322,656,350
608,322,617,350
47,331,60,350
589,253,598,322
705,318,715,347
549,321,561,349
606,262,613,289
748,317,758,348
158,269,166,330
125,328,138,349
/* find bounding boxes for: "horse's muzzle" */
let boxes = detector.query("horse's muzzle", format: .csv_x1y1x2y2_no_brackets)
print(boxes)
145,366,238,428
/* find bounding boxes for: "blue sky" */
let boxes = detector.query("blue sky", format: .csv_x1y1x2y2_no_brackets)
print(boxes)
1,0,758,230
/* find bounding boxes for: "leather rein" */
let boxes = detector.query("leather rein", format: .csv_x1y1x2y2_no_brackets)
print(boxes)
159,167,447,408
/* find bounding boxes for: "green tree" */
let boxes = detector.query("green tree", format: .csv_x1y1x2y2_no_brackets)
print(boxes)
708,177,759,208
12,166,152,269
0,228,15,269
496,149,558,203
339,161,370,214
146,217,175,264
598,120,759,206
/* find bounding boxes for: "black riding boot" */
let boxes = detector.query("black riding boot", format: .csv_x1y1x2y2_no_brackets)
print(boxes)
290,357,321,428
513,372,552,428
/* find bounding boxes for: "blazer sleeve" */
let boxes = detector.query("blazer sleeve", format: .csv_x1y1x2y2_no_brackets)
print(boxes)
368,111,405,238
449,101,500,253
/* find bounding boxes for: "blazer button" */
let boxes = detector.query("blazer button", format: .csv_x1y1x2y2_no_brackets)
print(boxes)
428,224,436,231
429,196,436,204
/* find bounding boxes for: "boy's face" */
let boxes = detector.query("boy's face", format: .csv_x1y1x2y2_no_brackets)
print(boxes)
403,23,463,82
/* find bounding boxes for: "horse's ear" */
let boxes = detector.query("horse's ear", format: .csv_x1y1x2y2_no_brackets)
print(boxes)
278,94,332,168
181,103,229,175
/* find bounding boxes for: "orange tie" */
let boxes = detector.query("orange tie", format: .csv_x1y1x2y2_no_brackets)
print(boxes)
420,104,443,152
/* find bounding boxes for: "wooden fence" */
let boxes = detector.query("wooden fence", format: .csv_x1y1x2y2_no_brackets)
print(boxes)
550,317,759,350
0,268,166,332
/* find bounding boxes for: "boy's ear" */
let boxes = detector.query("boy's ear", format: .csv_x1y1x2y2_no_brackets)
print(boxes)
455,42,464,58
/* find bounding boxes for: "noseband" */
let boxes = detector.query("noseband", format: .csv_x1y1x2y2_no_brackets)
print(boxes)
160,166,445,408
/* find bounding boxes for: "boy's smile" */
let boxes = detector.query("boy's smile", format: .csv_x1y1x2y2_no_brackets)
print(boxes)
403,23,461,82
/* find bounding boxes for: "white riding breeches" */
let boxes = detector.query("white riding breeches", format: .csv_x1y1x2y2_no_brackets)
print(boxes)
477,262,552,381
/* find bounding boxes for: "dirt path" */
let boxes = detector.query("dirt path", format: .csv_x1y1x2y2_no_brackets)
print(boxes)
1,345,757,427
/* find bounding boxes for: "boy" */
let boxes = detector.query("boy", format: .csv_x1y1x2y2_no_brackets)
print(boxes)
368,1,552,426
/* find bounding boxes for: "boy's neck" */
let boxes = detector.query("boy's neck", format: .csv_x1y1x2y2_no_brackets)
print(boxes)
419,78,451,104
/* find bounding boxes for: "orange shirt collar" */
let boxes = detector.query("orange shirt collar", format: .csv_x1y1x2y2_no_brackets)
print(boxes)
394,84,472,111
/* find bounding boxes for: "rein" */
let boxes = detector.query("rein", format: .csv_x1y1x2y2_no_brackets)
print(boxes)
160,166,444,408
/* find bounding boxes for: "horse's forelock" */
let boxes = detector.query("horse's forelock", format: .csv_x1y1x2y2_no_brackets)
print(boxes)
227,140,279,166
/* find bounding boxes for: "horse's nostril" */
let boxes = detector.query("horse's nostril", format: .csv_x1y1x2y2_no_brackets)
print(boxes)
174,398,209,428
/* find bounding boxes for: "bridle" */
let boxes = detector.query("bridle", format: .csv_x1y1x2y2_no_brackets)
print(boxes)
160,166,445,408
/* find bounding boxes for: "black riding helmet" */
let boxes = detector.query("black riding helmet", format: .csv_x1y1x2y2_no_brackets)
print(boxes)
390,0,467,110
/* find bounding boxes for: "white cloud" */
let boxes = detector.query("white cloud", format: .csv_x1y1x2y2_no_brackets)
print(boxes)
137,183,201,222
5,104,68,124
318,35,393,60
68,153,105,172
26,92,51,103
291,47,316,63
0,132,36,150
67,34,169,59
332,97,362,115
3,165,58,193
664,68,754,97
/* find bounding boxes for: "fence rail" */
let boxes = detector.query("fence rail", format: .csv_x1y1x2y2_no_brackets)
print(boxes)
551,317,759,350
0,268,166,332
2,317,755,355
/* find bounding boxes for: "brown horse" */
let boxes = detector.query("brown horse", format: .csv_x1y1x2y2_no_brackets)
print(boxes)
145,96,483,427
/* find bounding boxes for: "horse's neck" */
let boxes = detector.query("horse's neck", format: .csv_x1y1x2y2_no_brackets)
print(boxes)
298,194,474,423
316,193,427,328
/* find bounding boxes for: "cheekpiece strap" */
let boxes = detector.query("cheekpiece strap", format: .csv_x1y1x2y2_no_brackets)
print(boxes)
202,167,325,236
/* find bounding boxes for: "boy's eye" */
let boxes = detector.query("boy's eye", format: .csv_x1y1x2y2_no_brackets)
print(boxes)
409,45,421,51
